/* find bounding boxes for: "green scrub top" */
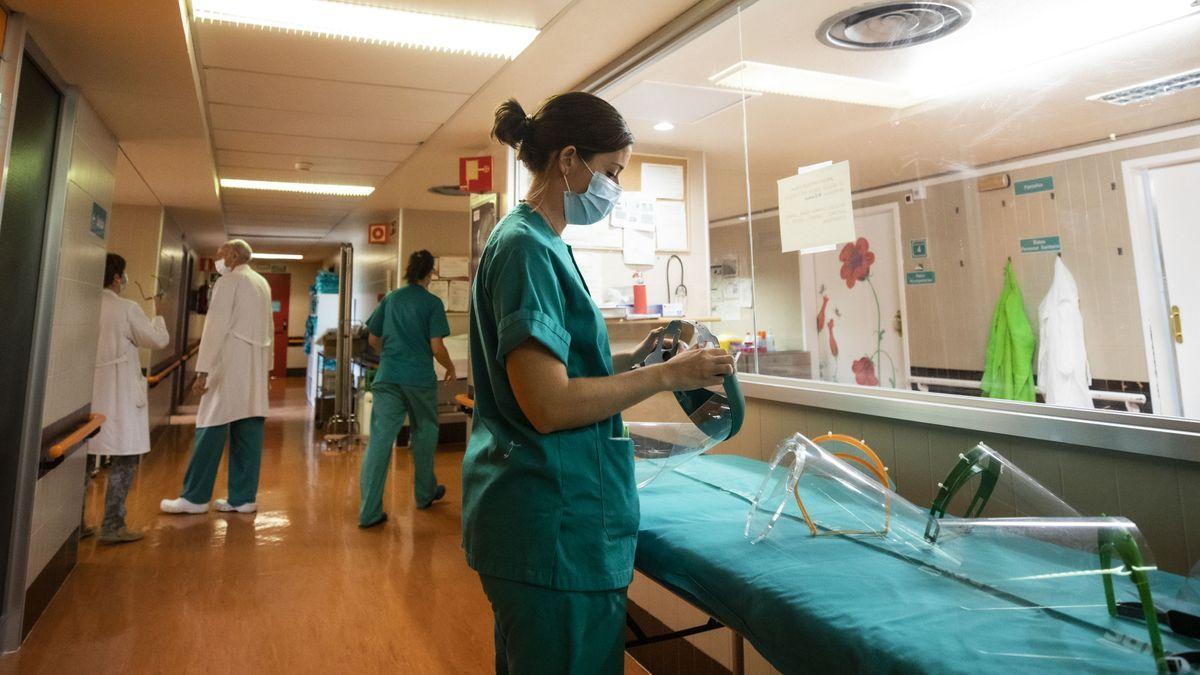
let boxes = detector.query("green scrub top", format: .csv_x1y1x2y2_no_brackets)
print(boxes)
463,203,638,592
366,284,451,387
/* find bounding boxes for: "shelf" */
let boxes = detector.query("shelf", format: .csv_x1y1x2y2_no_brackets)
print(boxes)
604,316,720,325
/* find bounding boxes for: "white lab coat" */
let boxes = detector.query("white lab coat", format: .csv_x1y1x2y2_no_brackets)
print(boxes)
195,264,273,428
90,289,170,456
1037,257,1092,408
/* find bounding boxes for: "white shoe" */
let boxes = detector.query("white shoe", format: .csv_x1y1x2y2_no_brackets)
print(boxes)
160,497,208,514
214,499,257,514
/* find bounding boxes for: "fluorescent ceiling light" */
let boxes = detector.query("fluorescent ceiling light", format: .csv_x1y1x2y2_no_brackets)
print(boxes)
653,121,675,131
710,61,920,109
220,178,374,197
1087,67,1200,106
252,253,304,260
192,0,539,59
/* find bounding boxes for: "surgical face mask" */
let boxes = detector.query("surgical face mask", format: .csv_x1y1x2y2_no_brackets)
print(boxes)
118,274,128,292
215,259,230,276
563,158,621,225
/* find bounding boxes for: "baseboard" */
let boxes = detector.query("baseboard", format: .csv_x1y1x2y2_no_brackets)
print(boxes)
286,367,306,378
625,600,729,675
22,526,79,639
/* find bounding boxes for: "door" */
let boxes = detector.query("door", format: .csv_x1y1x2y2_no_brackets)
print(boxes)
808,206,909,389
262,273,291,376
1148,162,1200,418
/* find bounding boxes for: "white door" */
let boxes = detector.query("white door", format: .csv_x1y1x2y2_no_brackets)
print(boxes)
809,207,909,389
1148,162,1200,418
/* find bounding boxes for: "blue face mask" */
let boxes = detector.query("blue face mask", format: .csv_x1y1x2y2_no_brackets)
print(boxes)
563,159,622,225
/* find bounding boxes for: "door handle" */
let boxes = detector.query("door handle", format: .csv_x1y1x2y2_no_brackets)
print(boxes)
1170,305,1183,344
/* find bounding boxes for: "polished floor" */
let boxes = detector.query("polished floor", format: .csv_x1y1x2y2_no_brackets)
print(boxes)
2,379,647,673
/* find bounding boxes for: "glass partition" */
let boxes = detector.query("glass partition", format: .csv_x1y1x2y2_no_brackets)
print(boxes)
602,0,1200,425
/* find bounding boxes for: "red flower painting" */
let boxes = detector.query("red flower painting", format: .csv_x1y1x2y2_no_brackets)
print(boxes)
828,319,838,357
816,295,829,332
839,238,876,289
852,357,879,386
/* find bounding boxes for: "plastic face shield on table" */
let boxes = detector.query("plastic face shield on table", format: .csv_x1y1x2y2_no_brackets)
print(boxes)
631,320,744,489
745,433,1194,672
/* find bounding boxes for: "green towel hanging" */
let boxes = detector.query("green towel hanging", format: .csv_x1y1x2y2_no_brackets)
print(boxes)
981,260,1037,402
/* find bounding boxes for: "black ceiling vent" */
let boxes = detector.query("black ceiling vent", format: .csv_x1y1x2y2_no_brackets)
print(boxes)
428,185,468,197
818,1,972,51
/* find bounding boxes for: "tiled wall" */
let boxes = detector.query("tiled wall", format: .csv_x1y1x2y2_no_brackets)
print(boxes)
28,96,117,587
854,135,1200,381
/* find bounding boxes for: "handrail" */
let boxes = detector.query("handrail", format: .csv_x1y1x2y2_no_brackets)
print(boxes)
47,413,105,460
908,375,1147,412
454,394,474,410
147,342,202,388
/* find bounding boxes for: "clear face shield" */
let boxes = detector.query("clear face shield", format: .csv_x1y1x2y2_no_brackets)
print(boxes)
630,320,745,489
746,433,1200,672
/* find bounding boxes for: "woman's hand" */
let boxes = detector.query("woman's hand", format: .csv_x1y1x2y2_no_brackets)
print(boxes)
659,346,734,390
630,327,667,365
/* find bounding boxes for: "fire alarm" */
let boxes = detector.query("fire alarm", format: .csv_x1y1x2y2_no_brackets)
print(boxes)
368,222,391,244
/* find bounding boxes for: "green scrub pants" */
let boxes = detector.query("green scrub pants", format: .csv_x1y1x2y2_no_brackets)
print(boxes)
479,574,627,675
180,417,265,506
358,382,439,525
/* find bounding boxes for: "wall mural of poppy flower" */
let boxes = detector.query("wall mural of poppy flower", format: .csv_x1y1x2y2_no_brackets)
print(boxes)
816,295,829,332
852,357,879,387
827,319,838,357
839,237,876,290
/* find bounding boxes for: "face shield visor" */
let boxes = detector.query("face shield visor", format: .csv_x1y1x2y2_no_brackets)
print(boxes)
630,320,745,489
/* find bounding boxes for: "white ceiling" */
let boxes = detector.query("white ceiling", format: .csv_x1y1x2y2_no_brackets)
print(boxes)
602,0,1200,220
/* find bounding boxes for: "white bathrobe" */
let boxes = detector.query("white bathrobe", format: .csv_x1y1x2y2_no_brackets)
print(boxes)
1037,258,1092,408
90,289,170,456
195,264,273,428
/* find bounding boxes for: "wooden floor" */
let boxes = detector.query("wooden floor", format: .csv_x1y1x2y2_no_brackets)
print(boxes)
1,379,648,674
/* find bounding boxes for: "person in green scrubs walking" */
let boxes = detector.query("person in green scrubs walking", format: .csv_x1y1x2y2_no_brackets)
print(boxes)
464,93,735,674
358,250,456,528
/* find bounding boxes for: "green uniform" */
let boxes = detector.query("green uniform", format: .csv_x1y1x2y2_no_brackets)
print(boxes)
180,417,265,506
464,204,637,673
358,284,451,525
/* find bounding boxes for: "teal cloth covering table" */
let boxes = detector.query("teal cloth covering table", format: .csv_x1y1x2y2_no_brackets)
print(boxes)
633,455,1199,674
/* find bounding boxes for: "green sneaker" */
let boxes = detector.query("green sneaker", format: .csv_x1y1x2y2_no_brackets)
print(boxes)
98,528,144,544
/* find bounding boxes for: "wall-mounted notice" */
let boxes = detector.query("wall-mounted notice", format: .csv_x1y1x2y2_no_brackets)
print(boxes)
654,200,688,251
1019,235,1061,253
906,270,936,285
447,280,470,313
641,163,685,200
437,256,469,278
623,227,656,266
429,280,450,306
90,202,107,239
777,161,854,253
563,221,622,250
611,192,655,231
909,238,928,258
1014,176,1054,196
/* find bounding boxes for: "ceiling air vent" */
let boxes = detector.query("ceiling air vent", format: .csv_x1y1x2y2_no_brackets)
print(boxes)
1088,68,1200,106
818,1,972,51
429,185,468,197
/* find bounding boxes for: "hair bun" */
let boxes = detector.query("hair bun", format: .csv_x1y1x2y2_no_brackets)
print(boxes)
491,98,532,148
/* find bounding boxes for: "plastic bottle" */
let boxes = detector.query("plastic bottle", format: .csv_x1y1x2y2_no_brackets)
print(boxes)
632,272,648,315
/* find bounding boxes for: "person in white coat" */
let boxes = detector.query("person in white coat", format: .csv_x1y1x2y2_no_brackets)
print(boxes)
87,254,170,543
1037,256,1092,408
161,239,273,515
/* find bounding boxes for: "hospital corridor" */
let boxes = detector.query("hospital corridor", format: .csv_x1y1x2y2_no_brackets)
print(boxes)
2,1,1200,674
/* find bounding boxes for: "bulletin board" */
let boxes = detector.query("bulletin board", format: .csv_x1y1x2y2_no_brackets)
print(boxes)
562,153,690,254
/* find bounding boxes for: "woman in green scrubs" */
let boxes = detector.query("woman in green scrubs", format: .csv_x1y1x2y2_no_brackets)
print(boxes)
359,250,456,528
464,93,736,674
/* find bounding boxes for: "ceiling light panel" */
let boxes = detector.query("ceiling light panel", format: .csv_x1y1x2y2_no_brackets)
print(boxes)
251,253,305,260
1088,67,1200,106
711,61,919,108
220,178,374,196
191,0,539,59
611,81,755,124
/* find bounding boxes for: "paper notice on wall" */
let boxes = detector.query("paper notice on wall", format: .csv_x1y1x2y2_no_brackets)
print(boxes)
623,227,656,265
611,192,656,232
777,160,855,253
447,280,470,313
429,280,450,306
713,300,741,321
571,250,604,300
563,221,622,249
642,163,685,200
438,256,469,279
654,200,687,250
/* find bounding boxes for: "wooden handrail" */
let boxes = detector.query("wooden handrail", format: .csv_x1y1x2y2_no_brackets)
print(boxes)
47,413,105,460
454,394,474,410
147,342,202,388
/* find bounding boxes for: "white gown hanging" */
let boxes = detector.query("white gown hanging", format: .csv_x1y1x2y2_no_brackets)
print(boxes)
1037,257,1092,408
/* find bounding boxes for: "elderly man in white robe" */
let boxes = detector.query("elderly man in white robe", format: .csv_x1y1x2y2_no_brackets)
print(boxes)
162,239,273,515
87,253,171,543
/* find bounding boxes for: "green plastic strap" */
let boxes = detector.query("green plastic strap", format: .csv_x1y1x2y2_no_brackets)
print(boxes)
1098,525,1167,673
924,445,1002,542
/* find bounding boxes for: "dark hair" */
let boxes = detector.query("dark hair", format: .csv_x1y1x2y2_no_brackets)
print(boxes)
104,253,126,287
405,250,435,284
492,92,633,175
